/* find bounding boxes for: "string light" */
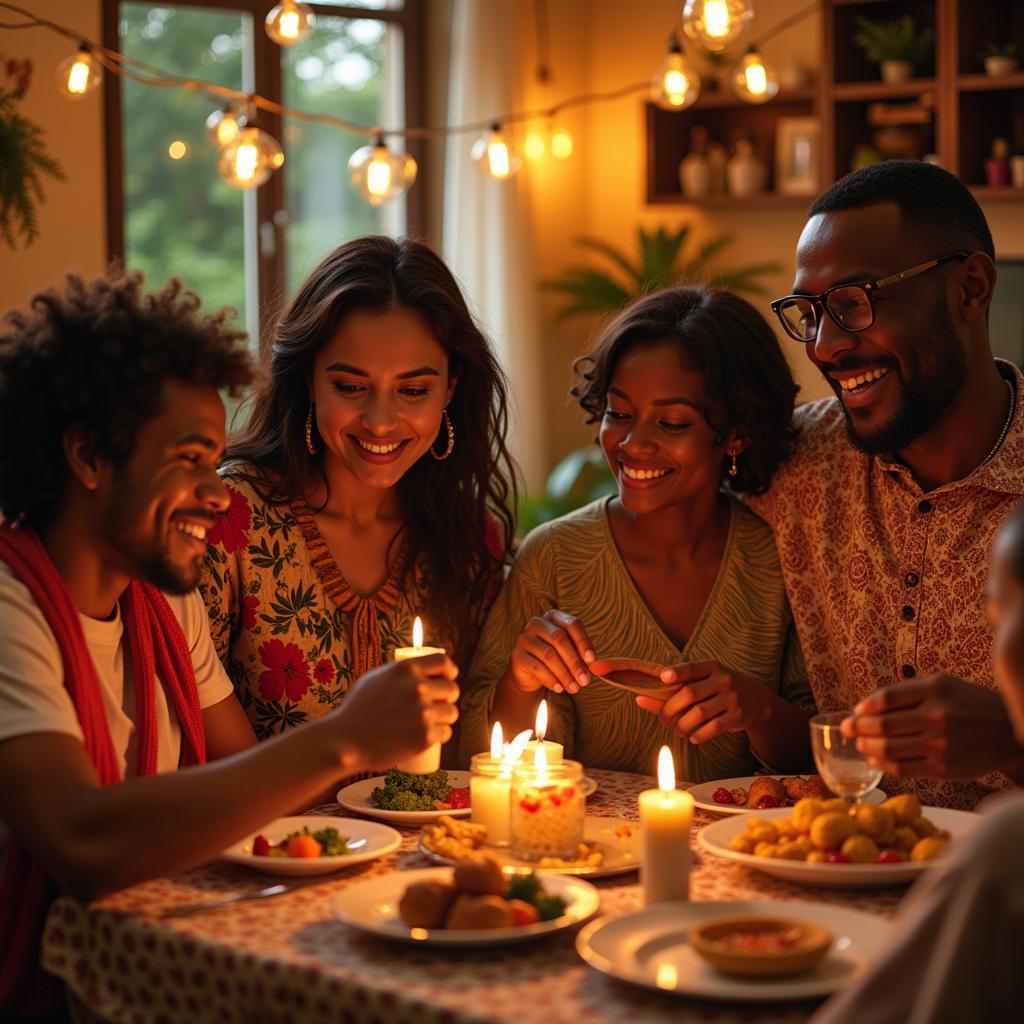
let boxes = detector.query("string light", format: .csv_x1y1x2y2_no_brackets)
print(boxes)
550,127,574,159
650,34,700,111
265,1,314,47
471,123,521,179
524,131,546,161
217,123,284,189
167,140,188,160
205,104,242,148
733,47,778,103
524,123,574,162
682,0,754,51
347,134,418,205
57,46,101,98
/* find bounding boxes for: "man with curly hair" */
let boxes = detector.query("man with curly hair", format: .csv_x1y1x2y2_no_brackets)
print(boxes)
0,270,460,1020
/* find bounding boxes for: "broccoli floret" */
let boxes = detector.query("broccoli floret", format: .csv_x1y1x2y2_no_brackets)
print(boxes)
417,769,450,801
388,790,436,812
505,873,543,903
371,768,450,809
533,894,568,921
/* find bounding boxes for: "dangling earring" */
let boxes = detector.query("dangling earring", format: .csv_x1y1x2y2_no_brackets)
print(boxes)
431,408,455,461
728,451,738,477
305,401,320,456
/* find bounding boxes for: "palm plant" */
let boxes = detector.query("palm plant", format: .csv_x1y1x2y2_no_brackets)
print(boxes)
541,224,781,322
853,15,934,68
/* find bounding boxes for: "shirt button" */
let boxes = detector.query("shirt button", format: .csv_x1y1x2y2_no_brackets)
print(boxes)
902,605,915,621
905,572,920,587
918,499,933,513
902,664,916,678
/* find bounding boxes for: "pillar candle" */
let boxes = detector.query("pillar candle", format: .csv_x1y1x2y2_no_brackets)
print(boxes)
638,746,693,905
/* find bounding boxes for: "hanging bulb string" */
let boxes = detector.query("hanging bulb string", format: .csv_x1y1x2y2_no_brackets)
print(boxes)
0,0,822,143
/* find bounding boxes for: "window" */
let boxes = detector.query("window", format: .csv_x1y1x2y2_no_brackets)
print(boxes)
104,1,423,344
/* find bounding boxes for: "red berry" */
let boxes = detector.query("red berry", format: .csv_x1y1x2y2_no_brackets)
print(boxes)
876,850,904,864
252,835,271,857
755,795,779,809
825,850,851,863
712,787,735,805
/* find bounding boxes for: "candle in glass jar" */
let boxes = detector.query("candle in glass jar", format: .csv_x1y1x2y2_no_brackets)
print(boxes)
510,749,585,861
521,699,564,766
392,616,446,774
470,724,532,846
638,746,693,905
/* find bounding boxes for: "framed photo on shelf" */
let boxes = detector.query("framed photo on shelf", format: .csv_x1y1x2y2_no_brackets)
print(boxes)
776,116,821,196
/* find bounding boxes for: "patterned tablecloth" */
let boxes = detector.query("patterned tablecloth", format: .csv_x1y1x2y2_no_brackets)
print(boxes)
41,769,907,1024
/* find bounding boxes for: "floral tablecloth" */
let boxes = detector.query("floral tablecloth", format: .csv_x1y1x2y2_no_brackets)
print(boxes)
42,769,905,1024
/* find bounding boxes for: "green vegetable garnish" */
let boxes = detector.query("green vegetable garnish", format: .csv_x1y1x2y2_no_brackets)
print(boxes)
369,768,451,810
283,826,350,856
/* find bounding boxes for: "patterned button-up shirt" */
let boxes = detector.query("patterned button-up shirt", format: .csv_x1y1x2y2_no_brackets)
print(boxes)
749,361,1024,809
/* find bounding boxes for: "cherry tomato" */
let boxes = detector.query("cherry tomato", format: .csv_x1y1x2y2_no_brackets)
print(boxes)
712,787,735,805
252,834,271,857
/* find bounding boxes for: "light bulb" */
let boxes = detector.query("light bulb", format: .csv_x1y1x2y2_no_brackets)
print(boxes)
57,47,101,99
265,1,314,46
205,105,242,148
682,0,754,51
348,135,417,205
734,47,778,103
217,125,284,189
167,140,189,161
650,37,700,111
550,128,574,160
471,124,522,179
524,131,546,161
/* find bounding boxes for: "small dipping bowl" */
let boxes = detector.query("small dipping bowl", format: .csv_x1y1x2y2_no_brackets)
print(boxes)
689,915,832,978
589,658,679,701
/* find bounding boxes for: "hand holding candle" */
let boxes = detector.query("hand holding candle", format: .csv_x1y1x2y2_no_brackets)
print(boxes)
638,746,693,905
393,616,447,774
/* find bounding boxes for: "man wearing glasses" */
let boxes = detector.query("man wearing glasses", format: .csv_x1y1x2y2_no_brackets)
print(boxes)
749,159,1024,809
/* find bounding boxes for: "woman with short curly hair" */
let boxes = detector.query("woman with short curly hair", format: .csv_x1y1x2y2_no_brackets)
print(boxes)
460,286,816,779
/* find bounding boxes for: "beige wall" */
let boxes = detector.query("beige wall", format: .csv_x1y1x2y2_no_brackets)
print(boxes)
0,0,106,314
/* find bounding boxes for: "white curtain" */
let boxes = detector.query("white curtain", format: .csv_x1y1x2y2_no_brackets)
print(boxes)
442,0,548,492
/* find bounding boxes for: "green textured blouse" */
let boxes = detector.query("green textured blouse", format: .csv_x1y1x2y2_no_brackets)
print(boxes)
459,496,815,781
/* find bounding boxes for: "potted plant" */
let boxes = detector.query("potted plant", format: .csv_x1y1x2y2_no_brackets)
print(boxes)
853,14,934,85
981,41,1019,77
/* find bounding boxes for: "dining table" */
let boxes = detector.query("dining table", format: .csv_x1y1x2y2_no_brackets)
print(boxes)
40,768,907,1024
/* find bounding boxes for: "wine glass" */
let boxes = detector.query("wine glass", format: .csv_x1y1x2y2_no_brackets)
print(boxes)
810,712,883,805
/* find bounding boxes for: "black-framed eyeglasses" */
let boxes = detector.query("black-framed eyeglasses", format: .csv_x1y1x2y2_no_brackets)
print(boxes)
770,252,970,343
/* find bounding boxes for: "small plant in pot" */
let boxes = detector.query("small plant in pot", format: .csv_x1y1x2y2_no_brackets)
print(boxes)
853,14,934,85
981,41,1019,78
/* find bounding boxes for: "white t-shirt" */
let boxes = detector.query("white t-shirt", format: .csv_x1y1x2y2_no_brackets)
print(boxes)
0,560,233,860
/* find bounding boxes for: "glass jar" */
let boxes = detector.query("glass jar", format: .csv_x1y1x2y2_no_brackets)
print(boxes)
469,752,513,846
510,759,585,861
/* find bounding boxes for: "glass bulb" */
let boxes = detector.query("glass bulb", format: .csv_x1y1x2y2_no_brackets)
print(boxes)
57,48,101,99
348,137,417,205
205,105,242,149
471,126,522,179
524,131,546,161
682,0,754,51
265,1,315,47
550,128,574,160
734,48,778,103
650,40,700,111
217,125,284,189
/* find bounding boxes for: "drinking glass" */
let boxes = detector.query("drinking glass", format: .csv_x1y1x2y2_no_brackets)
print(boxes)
810,712,883,805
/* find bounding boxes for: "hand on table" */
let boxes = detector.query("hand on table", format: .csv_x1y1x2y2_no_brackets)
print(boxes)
503,610,595,696
841,673,1020,779
338,654,460,771
634,661,770,744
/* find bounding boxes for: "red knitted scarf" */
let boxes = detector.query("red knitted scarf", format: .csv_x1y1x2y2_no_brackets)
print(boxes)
0,521,207,1015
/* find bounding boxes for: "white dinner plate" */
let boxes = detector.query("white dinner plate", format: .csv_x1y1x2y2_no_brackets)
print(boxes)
332,866,600,946
337,772,597,826
576,899,891,1001
221,816,402,876
698,806,978,889
688,776,885,817
419,816,641,878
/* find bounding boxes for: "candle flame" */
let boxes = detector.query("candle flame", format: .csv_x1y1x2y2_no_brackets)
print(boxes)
490,721,504,759
503,729,532,766
535,699,548,742
412,616,423,648
657,745,676,792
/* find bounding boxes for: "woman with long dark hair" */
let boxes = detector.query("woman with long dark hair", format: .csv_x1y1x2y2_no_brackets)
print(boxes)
200,237,517,747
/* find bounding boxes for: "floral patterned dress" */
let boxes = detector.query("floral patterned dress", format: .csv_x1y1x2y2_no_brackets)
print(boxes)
200,472,455,740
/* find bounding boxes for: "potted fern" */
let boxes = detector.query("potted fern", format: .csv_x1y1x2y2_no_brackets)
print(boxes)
853,14,934,85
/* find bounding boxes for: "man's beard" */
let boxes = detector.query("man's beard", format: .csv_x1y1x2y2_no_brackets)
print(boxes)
839,299,966,456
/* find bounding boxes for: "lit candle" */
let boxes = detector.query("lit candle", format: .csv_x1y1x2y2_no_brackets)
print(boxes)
392,616,446,774
521,699,564,766
638,746,693,905
469,725,531,846
509,748,585,861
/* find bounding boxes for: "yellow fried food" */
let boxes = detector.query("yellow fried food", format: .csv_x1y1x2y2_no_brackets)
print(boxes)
746,821,780,844
399,880,457,928
911,816,937,838
445,894,516,930
774,819,797,841
420,816,488,861
775,840,807,861
452,855,505,896
855,805,895,840
810,812,857,851
910,836,948,862
805,850,827,864
841,834,880,863
894,826,919,852
730,834,756,854
883,793,922,825
821,798,851,817
791,798,825,834
753,841,778,858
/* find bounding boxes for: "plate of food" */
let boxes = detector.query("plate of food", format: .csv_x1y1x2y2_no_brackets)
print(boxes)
576,899,890,1001
688,774,886,815
337,769,472,825
418,814,641,877
698,794,978,888
332,857,600,946
221,816,402,876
